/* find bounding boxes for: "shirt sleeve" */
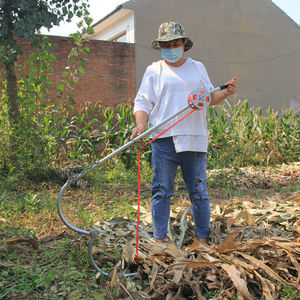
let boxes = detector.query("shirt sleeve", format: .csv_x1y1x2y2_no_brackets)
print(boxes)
133,66,157,115
194,61,214,91
202,65,214,91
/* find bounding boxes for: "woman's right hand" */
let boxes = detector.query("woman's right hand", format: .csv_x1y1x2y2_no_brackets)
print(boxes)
130,111,149,140
130,124,145,140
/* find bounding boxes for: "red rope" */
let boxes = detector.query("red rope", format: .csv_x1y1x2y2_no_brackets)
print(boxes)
136,108,197,262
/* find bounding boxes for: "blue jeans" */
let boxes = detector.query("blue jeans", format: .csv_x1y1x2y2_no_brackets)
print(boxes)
151,137,210,239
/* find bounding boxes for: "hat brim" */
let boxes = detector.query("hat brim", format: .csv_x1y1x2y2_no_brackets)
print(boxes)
151,37,193,52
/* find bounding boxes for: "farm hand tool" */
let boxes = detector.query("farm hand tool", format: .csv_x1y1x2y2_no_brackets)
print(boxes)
57,84,229,276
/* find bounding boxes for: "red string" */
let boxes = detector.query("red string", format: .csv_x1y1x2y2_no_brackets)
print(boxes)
135,108,197,262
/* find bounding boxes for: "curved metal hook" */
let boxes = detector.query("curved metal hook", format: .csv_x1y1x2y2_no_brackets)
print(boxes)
57,179,90,236
88,231,109,276
88,230,137,277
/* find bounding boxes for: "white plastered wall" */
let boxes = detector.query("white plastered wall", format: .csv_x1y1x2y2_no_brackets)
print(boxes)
91,10,134,43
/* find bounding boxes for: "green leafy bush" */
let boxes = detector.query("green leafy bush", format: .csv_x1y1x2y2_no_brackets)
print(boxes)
1,81,298,178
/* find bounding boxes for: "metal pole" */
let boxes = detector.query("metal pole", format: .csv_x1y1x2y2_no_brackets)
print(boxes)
57,104,192,235
57,85,225,235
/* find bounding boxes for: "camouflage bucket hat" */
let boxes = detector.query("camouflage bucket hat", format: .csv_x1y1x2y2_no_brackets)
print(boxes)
151,22,193,52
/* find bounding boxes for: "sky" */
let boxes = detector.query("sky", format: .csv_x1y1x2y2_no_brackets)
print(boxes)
40,0,300,36
41,0,126,36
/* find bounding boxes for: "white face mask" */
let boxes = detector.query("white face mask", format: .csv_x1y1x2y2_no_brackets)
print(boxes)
161,47,183,63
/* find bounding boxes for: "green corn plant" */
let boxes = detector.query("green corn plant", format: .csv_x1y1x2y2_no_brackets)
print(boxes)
62,100,299,170
114,103,138,169
207,99,299,169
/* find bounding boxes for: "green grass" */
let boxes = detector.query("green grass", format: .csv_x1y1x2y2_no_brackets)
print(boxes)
280,286,300,300
0,234,98,299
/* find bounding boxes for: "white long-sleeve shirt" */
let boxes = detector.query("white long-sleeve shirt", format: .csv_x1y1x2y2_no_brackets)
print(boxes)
133,58,214,153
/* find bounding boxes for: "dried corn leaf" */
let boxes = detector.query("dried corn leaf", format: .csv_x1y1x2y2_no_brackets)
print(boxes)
184,240,211,253
109,262,120,288
217,229,241,253
173,267,184,284
264,239,300,255
149,262,158,289
153,257,168,269
122,242,135,264
164,242,185,258
222,264,253,300
293,220,300,238
190,284,206,300
283,249,300,284
254,270,274,300
236,251,296,289
228,256,256,271
244,209,256,226
169,259,219,270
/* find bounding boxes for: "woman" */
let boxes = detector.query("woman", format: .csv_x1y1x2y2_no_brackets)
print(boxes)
131,22,237,244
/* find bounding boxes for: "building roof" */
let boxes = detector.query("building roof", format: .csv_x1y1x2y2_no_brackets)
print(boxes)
90,2,134,40
91,4,125,29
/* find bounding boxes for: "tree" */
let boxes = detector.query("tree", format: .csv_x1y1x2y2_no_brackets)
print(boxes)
0,0,89,130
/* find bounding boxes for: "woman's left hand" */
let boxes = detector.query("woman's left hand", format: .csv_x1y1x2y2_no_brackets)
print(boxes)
224,76,237,96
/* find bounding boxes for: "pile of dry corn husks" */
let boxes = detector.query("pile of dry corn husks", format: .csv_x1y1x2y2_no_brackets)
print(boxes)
207,162,299,189
92,191,299,299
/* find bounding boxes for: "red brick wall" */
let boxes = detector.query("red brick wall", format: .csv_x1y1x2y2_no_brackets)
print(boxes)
2,35,136,110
